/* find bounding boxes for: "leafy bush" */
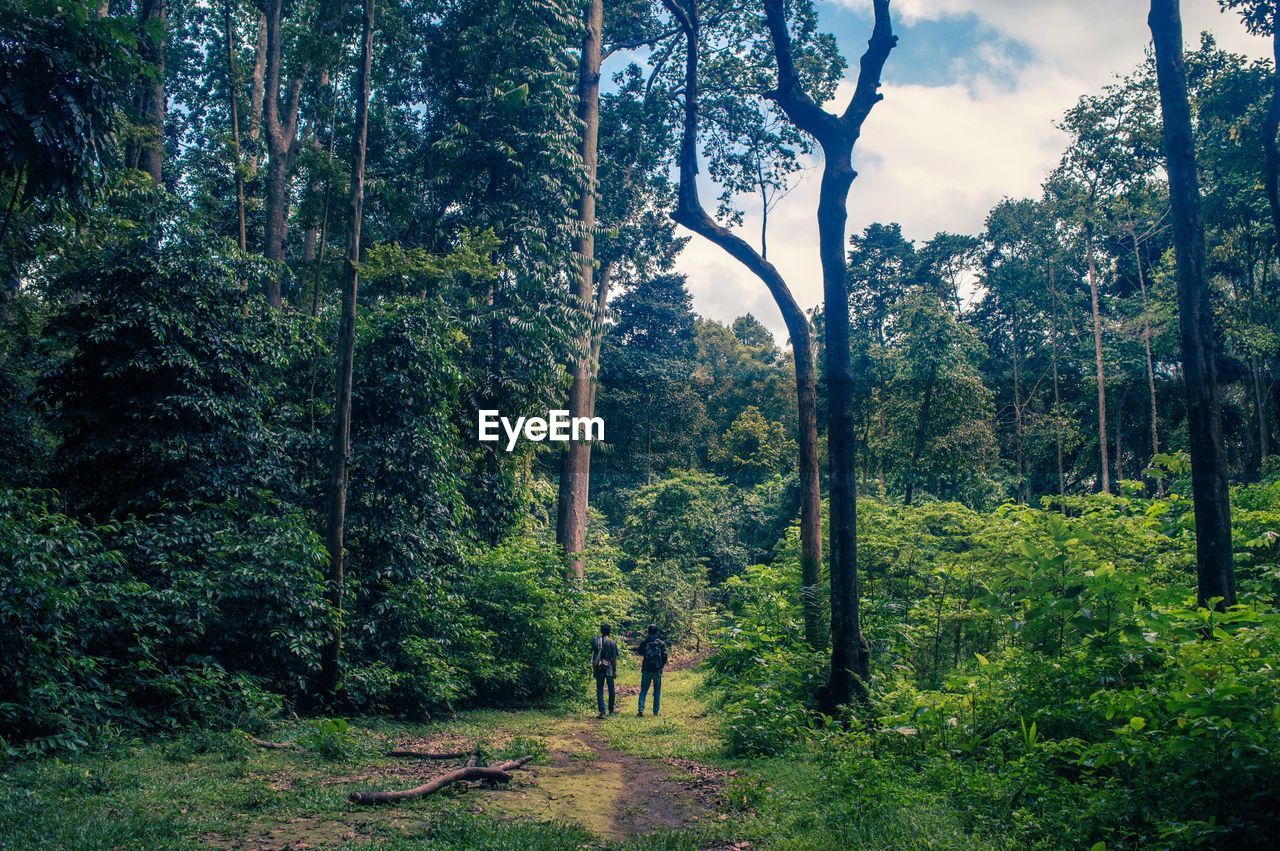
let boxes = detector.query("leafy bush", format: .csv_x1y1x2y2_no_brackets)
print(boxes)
298,718,355,760
0,490,312,756
463,538,596,704
628,557,711,648
0,488,130,755
708,562,825,755
713,483,1280,845
40,214,295,519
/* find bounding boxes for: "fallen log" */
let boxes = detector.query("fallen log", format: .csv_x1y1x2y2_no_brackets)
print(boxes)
349,755,535,805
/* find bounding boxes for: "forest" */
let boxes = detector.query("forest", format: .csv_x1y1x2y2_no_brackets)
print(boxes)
1,0,1279,847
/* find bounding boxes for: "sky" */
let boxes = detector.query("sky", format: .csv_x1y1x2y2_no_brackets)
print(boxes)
664,0,1272,342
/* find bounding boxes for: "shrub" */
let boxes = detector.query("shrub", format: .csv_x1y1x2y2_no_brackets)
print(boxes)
0,489,325,756
463,538,595,704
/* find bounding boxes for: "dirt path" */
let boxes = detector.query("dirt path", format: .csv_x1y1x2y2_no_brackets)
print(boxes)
477,722,721,841
203,666,730,848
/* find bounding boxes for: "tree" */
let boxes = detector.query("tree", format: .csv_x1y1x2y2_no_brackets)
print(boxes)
557,0,605,580
1149,0,1236,608
260,0,336,306
762,0,896,710
595,272,707,494
710,405,795,486
847,222,916,495
0,0,139,227
134,0,165,184
661,0,826,651
319,0,374,698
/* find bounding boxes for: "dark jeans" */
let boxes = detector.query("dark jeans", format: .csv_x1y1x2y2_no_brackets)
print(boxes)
596,674,615,714
639,668,662,715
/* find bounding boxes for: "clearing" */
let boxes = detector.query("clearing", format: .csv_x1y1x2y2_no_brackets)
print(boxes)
0,664,763,850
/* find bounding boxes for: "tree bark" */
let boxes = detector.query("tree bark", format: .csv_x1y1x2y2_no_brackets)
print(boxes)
137,0,165,185
349,756,533,805
1265,1,1280,258
556,0,605,581
763,0,896,708
1149,0,1236,609
1011,300,1027,503
248,12,266,174
319,0,374,699
664,0,825,650
225,2,247,251
1252,358,1270,464
1049,264,1066,509
262,0,307,306
1085,224,1110,493
310,83,339,317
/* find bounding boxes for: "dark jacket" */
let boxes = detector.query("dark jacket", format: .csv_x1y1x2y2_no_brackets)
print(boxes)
635,636,668,672
592,635,618,678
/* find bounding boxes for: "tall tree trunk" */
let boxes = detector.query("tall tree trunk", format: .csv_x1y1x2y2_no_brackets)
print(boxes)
248,12,266,174
876,406,887,497
1252,359,1270,464
1011,300,1027,503
1114,386,1126,484
225,1,247,252
556,0,604,581
1149,0,1235,609
1049,264,1066,508
1085,224,1110,493
262,0,307,306
763,0,896,709
138,0,165,185
319,0,375,698
1132,226,1161,494
664,0,825,650
1265,1,1280,258
300,70,331,269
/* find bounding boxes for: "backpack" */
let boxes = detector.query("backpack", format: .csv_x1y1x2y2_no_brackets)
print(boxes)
643,638,666,670
593,637,611,675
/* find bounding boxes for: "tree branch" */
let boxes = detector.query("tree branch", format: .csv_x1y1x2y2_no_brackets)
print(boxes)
666,0,810,343
762,0,896,146
839,0,896,131
761,0,841,144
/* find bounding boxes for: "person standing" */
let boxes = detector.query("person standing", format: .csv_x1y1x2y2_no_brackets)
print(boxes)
635,624,668,717
592,623,618,719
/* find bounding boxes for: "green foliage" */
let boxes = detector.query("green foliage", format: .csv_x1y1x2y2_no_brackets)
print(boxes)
707,561,824,756
297,718,355,760
622,469,748,582
41,209,291,517
0,489,306,757
0,0,140,203
463,538,596,704
628,557,710,648
709,406,795,486
712,479,1280,845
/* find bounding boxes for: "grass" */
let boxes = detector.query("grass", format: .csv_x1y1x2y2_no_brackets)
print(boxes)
0,663,1004,850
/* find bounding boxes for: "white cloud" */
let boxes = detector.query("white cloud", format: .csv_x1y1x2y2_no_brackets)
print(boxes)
675,0,1272,341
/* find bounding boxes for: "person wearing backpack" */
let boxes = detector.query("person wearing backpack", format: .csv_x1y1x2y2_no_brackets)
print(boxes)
635,624,668,717
591,623,619,719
